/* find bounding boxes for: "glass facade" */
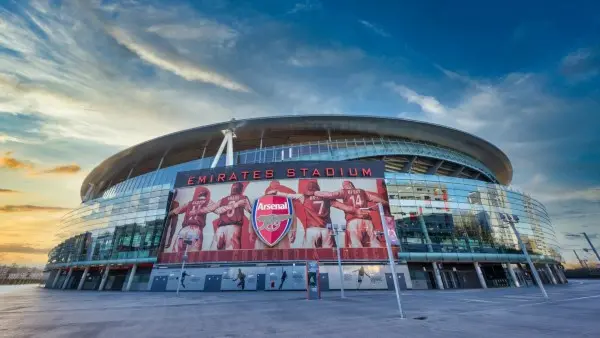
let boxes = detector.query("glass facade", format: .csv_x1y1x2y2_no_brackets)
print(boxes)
386,173,560,262
48,137,560,267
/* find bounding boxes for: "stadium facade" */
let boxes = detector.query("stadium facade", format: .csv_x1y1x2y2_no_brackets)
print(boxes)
44,116,566,292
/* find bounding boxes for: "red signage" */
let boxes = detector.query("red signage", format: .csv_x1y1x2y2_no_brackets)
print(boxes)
251,195,294,247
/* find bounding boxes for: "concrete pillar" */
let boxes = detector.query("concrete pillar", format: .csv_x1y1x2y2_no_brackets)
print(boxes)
550,265,562,284
506,263,520,287
474,262,487,289
51,269,62,289
555,265,567,284
98,265,111,291
432,262,444,290
61,268,73,290
545,264,558,284
124,264,138,292
77,267,89,290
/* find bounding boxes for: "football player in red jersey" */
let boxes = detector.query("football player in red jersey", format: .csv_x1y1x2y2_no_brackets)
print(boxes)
267,180,355,248
163,190,180,250
169,186,245,252
309,180,388,248
209,182,252,250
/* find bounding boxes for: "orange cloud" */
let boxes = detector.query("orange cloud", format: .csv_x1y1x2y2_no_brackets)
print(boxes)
0,244,50,254
40,164,81,174
0,152,82,176
0,188,19,193
0,151,35,170
0,208,65,265
0,205,71,213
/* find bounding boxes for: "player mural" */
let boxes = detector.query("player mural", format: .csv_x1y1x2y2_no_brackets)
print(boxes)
159,161,399,263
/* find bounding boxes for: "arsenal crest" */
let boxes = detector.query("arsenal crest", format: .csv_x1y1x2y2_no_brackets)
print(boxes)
252,195,294,247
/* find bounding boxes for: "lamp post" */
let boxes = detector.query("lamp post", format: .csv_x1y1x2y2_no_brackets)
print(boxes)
499,213,548,300
176,235,197,297
327,223,346,299
360,204,405,318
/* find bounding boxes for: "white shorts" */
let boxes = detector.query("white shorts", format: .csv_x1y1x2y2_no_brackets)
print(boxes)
346,219,380,248
304,227,334,248
210,225,241,250
174,225,203,252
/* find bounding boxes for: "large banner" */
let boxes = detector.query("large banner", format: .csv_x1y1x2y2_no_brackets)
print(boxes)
159,161,398,263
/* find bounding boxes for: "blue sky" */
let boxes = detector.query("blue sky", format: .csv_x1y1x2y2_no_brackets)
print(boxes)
0,0,599,264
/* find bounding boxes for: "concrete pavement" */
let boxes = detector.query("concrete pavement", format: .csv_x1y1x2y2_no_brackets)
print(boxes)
1,281,599,337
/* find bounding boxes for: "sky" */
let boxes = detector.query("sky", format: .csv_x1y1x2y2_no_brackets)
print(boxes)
0,0,599,266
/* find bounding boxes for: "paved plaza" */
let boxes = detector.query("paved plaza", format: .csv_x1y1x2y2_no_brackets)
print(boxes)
1,280,599,338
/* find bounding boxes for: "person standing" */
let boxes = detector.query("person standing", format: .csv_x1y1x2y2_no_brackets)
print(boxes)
279,270,288,290
233,268,246,290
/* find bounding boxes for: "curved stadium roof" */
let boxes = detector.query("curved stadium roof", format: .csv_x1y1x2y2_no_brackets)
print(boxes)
81,115,513,199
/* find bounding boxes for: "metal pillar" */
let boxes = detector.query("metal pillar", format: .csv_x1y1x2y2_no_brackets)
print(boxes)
582,232,600,262
432,262,444,290
125,264,138,292
573,250,586,269
402,156,416,173
474,262,487,289
210,129,235,168
148,154,166,187
418,208,433,252
545,264,557,284
506,263,520,287
83,184,94,202
426,160,444,175
176,244,190,296
507,220,548,299
51,269,62,288
126,167,135,180
77,267,89,290
377,203,405,318
327,223,345,299
225,130,234,166
61,268,73,290
98,265,111,291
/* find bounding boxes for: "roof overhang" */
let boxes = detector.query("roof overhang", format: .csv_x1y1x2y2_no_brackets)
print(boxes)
80,115,513,199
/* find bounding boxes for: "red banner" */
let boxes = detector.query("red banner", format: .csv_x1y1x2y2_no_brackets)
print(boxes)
159,247,400,263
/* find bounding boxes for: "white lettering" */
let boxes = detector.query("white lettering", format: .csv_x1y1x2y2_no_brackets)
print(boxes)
258,202,288,211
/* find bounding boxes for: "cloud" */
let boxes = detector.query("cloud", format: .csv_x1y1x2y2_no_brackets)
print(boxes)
0,205,71,213
0,152,35,171
560,47,600,81
0,188,19,194
147,20,238,44
287,0,322,14
0,244,50,255
386,82,447,116
358,20,390,37
39,164,81,175
525,185,600,204
107,27,250,92
0,0,344,149
0,133,39,144
0,151,82,176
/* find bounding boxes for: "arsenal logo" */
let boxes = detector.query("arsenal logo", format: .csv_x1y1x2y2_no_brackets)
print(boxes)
252,195,294,247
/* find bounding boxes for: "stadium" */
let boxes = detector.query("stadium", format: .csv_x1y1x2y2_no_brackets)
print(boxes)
44,115,566,292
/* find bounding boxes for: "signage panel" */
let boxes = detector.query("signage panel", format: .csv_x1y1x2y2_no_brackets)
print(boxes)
159,160,399,264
